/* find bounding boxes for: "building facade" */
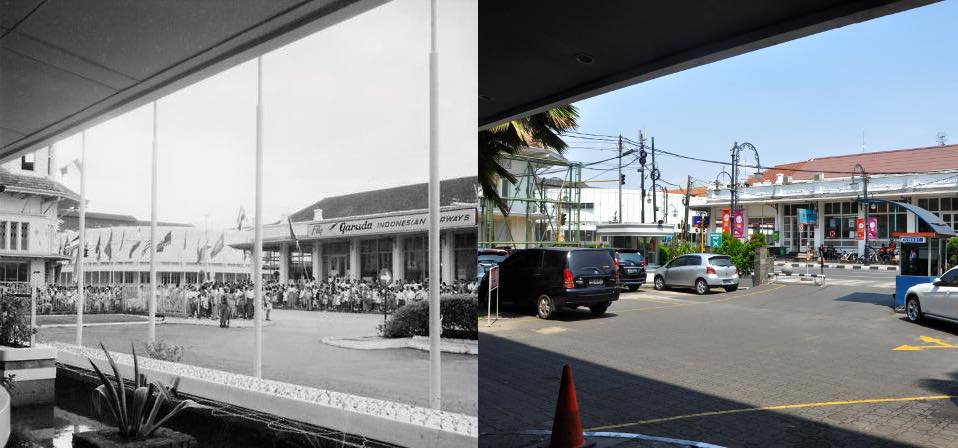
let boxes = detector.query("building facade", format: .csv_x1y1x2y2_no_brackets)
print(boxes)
234,177,478,284
703,144,958,255
0,147,78,285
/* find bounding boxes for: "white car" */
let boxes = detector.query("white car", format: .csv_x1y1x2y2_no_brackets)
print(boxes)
904,266,958,323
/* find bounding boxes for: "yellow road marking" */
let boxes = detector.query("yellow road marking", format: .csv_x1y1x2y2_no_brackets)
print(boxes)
587,395,956,431
893,335,958,351
615,284,785,314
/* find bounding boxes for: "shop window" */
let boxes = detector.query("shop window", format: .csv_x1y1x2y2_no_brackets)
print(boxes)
20,154,34,171
454,232,478,281
20,222,28,251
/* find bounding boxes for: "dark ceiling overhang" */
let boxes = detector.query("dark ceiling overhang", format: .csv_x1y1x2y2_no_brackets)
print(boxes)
479,0,938,129
0,0,388,162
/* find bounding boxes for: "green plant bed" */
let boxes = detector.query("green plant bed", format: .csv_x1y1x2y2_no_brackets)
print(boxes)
379,295,478,340
72,427,196,448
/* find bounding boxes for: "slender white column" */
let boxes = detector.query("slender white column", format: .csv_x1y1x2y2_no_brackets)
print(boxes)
76,132,87,346
253,56,265,379
149,101,158,342
427,0,441,411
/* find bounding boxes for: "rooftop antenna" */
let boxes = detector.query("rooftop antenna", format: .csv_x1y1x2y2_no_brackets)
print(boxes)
937,131,948,146
861,130,866,153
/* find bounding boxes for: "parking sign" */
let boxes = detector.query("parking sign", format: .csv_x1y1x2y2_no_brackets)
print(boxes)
488,265,499,289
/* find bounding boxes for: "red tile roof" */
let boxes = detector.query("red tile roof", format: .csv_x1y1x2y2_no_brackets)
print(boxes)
666,186,709,197
0,167,79,200
753,144,958,183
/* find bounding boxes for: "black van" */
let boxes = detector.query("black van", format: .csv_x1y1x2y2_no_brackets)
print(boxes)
479,248,619,319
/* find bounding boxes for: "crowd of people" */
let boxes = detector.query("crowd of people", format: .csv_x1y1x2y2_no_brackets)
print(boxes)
23,277,477,324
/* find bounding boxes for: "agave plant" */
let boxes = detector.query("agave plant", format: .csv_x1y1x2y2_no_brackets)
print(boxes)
87,342,203,439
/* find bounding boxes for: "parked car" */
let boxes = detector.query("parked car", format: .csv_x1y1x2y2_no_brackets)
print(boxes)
478,247,620,319
653,253,739,295
609,249,646,291
477,248,509,283
904,266,958,324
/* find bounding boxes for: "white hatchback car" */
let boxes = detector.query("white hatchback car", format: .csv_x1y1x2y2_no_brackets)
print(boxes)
904,266,958,323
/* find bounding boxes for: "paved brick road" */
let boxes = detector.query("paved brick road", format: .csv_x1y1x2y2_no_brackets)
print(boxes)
480,275,958,447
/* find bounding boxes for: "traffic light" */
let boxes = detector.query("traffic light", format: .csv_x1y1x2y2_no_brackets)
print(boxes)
560,213,567,226
620,174,626,185
639,149,647,166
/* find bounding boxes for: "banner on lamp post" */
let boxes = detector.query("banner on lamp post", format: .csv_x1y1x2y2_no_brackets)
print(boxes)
732,209,745,238
721,208,731,234
867,216,877,240
856,218,865,240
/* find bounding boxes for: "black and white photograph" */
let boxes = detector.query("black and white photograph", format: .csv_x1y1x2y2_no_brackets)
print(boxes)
0,1,476,447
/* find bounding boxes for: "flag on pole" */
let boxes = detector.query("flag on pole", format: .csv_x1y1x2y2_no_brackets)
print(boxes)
94,234,102,260
210,233,225,259
183,231,189,250
64,235,79,254
140,239,152,257
104,230,113,260
129,240,142,259
287,217,300,251
58,158,82,176
117,230,126,253
237,206,247,230
156,231,173,252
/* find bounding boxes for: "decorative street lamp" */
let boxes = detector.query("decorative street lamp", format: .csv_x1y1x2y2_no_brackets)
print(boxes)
729,142,762,213
851,163,870,264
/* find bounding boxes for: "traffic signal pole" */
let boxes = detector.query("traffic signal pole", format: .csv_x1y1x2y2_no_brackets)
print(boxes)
618,135,623,223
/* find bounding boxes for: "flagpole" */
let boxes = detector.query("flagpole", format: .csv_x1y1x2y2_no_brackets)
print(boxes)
76,133,87,346
427,0,441,411
253,56,265,379
149,101,158,342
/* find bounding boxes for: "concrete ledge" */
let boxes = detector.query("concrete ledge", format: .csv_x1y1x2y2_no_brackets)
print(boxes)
775,262,897,271
322,336,478,355
0,346,57,406
48,342,477,448
0,388,8,447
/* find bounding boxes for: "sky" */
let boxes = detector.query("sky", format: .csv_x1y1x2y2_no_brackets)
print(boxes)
567,1,958,192
49,0,477,229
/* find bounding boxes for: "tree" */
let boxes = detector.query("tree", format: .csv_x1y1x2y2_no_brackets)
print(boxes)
478,105,579,214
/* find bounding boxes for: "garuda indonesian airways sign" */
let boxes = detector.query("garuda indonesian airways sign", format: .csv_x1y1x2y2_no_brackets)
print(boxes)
306,208,475,239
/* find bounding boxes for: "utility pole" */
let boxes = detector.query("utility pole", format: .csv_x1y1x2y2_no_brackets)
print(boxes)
651,136,657,222
683,175,692,241
638,131,647,223
730,142,738,214
617,135,623,223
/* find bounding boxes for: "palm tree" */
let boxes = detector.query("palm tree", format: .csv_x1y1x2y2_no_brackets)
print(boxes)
478,105,579,214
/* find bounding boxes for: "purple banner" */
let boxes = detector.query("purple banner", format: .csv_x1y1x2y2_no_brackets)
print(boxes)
867,216,878,240
732,209,745,238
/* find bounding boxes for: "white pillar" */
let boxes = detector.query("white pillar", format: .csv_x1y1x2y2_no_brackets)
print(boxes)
279,243,289,283
427,0,441,411
814,200,825,249
253,56,265,379
312,243,322,281
148,101,158,343
348,239,360,280
392,235,404,282
76,132,87,346
907,195,918,232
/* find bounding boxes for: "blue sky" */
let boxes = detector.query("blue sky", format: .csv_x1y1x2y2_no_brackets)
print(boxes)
568,1,958,191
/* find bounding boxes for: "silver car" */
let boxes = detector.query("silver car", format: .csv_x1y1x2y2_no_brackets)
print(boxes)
904,266,958,324
653,253,740,294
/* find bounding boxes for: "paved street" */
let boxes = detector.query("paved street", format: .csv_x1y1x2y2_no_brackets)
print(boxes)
39,309,478,416
480,269,958,447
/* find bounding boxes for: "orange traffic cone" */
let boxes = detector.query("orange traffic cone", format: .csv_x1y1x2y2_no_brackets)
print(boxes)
549,364,593,448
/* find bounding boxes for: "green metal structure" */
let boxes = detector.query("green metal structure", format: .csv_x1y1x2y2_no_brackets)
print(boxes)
479,153,583,249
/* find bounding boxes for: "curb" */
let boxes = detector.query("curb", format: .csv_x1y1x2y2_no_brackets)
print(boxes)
775,262,897,271
321,335,478,355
